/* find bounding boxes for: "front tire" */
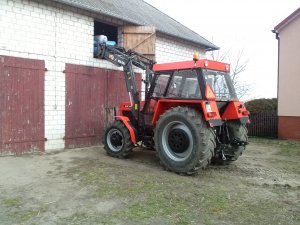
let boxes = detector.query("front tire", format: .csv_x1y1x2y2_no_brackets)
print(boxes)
154,107,215,175
226,122,248,161
103,120,133,158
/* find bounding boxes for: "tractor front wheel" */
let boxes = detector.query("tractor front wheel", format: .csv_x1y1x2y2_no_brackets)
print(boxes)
154,107,215,175
103,120,133,158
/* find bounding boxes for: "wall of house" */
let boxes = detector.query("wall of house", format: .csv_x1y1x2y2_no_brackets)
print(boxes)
277,15,300,140
0,0,207,152
156,34,205,63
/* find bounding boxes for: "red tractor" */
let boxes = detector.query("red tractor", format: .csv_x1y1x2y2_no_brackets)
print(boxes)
97,44,249,175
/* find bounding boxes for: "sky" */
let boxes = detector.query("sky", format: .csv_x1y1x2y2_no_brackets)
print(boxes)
145,0,300,101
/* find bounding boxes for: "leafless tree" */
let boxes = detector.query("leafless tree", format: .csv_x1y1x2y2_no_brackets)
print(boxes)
208,49,250,99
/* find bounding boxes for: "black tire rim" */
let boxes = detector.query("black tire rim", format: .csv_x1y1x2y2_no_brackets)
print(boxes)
107,129,124,152
161,121,193,162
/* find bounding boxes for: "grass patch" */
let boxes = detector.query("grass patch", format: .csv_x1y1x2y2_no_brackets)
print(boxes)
62,156,300,225
65,159,234,223
114,192,189,219
270,159,300,174
230,200,288,224
250,137,300,157
2,197,22,208
1,197,48,223
79,166,162,198
13,207,48,222
57,212,113,225
113,189,230,224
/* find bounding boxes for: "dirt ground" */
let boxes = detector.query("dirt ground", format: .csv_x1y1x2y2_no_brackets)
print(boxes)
0,138,299,225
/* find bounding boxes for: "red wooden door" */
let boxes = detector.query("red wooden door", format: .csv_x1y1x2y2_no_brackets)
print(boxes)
65,64,141,149
65,65,107,148
0,56,45,155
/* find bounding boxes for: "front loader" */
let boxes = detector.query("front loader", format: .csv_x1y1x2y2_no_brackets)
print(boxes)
96,44,249,175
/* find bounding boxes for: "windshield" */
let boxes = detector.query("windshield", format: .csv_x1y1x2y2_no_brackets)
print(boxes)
153,69,201,99
203,69,237,101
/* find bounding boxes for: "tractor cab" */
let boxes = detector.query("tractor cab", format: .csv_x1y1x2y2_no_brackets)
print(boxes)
143,59,249,127
152,65,237,102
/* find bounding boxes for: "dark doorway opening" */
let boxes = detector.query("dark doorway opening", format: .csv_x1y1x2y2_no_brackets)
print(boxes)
94,21,118,43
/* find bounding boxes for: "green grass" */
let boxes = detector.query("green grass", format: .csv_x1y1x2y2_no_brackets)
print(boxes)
113,188,230,224
13,207,48,222
57,212,114,225
2,197,22,208
78,166,163,198
1,197,48,223
250,137,300,157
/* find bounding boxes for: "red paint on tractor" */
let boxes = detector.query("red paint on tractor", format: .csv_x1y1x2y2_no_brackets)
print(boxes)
151,99,221,126
115,116,137,143
221,101,249,120
153,59,230,72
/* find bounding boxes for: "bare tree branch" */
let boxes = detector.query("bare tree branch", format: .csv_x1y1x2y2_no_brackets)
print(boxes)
208,48,249,99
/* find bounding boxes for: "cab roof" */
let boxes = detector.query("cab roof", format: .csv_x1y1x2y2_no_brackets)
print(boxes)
153,59,230,73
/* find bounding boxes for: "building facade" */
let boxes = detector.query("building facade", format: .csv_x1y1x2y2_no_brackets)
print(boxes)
273,7,300,140
0,0,217,154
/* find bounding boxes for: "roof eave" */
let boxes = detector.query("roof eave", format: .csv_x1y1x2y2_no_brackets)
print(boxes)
274,7,300,31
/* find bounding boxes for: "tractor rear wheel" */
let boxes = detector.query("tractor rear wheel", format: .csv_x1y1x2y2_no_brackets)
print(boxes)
154,107,215,175
103,120,133,158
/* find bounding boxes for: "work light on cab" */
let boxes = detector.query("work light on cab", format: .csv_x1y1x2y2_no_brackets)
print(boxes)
193,52,199,61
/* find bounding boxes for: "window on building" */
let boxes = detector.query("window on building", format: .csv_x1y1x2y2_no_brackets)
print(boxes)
94,21,118,43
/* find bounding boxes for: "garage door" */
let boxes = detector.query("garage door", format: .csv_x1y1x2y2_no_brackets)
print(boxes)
0,56,45,155
65,65,106,149
65,64,141,149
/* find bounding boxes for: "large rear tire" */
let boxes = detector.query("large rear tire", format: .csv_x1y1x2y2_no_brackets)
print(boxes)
103,120,133,158
154,107,215,175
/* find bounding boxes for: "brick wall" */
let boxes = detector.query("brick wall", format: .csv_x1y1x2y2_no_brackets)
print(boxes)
156,34,205,63
0,0,121,151
0,0,207,152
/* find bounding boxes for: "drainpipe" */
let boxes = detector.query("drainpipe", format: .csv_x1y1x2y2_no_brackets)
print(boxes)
272,29,280,138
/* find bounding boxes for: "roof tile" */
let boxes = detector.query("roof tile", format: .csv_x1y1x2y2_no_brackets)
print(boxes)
53,0,218,50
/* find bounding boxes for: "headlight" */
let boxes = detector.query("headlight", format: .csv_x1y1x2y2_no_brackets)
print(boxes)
205,102,212,112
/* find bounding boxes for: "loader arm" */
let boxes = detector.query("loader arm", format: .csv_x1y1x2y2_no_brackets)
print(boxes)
96,44,154,120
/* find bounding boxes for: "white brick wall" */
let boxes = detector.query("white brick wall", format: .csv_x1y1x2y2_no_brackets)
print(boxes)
155,34,206,63
0,0,100,151
0,0,207,152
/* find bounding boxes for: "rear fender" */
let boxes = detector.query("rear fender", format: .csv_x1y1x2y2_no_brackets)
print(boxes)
152,99,222,127
221,101,249,124
115,116,137,144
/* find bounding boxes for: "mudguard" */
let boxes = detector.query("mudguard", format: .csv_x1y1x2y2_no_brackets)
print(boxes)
221,101,249,124
115,116,137,144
